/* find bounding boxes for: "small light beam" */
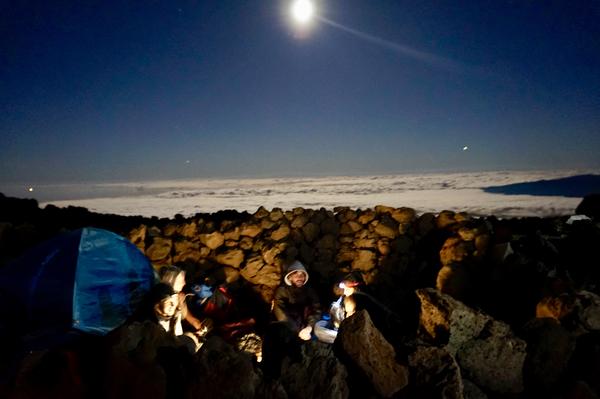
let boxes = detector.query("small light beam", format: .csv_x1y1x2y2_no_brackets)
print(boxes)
291,0,315,25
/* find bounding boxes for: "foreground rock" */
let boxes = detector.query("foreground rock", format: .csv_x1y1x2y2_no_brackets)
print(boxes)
416,288,527,394
280,341,349,399
334,309,409,397
408,345,464,399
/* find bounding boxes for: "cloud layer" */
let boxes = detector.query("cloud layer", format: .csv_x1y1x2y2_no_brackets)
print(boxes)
25,170,596,218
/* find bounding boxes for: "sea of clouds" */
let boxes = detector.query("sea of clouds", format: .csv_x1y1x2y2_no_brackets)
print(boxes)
4,170,591,218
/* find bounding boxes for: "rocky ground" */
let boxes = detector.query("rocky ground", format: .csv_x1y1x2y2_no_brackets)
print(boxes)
1,192,599,398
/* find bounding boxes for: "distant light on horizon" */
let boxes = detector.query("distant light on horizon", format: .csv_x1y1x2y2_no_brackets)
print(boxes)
28,187,34,192
463,146,469,151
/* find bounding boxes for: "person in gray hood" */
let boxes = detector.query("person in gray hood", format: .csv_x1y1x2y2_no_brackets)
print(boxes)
272,260,321,340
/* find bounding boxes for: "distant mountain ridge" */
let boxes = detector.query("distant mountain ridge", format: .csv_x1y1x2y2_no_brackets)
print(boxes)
483,174,600,198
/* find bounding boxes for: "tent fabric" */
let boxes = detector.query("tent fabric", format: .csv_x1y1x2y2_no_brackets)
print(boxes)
0,227,155,337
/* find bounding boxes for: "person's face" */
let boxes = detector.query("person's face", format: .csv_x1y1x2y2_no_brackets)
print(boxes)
289,271,306,287
173,273,186,293
343,285,356,296
158,294,178,317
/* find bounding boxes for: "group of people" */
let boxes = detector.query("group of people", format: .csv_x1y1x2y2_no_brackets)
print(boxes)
5,260,401,398
272,260,402,346
138,259,402,365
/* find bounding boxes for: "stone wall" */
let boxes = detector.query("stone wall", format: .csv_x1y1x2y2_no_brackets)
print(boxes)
129,205,493,304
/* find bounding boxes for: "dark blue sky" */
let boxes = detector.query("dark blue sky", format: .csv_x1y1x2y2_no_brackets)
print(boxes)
1,0,599,184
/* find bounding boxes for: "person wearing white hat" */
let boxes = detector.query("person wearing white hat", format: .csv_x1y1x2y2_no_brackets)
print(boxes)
272,260,321,340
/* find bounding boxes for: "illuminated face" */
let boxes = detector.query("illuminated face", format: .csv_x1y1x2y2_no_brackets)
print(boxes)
339,282,356,296
289,271,306,287
157,294,178,317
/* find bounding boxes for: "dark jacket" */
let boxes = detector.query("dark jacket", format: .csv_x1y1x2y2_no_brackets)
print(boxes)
273,285,321,332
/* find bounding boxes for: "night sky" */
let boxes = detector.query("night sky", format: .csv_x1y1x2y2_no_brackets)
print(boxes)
1,0,599,185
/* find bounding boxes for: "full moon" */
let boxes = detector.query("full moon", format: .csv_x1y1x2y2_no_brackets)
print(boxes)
291,0,315,24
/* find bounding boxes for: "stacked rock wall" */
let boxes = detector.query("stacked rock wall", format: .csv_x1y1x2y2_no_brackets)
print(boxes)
128,205,497,306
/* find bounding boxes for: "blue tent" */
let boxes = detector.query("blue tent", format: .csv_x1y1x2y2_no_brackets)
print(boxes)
0,227,155,338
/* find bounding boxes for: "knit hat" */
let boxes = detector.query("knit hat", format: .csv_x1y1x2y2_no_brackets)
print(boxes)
284,260,309,286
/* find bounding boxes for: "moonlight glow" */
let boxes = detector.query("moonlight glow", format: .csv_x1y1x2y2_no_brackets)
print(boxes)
291,0,315,25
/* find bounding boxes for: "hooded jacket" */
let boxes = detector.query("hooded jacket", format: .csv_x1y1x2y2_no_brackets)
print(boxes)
273,261,321,332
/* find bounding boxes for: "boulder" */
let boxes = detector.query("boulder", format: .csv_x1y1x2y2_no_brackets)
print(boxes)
269,208,285,222
392,236,413,255
377,240,391,255
148,226,162,238
239,237,254,251
263,245,284,265
462,379,487,399
199,231,224,250
301,222,319,243
336,209,357,223
336,247,355,263
436,264,471,301
177,221,198,239
316,234,336,250
128,224,147,250
440,237,471,265
284,210,294,221
457,227,478,241
291,215,309,229
146,237,172,263
241,256,281,287
299,243,315,264
416,288,527,394
254,206,270,219
173,240,202,264
335,310,408,397
357,210,376,225
417,213,436,236
221,266,241,284
240,224,262,238
374,205,395,215
536,294,576,321
575,291,600,333
280,341,349,399
340,221,361,236
186,336,260,399
320,218,339,235
374,221,397,239
261,218,277,230
391,207,416,224
214,249,245,268
354,238,377,249
436,211,457,229
408,346,463,399
223,227,241,241
271,225,291,241
352,250,377,272
522,318,575,392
